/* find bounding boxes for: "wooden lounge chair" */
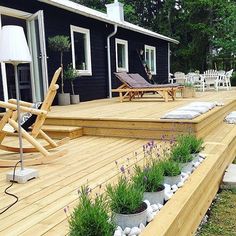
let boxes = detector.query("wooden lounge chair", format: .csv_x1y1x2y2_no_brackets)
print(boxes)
0,67,69,167
112,72,181,102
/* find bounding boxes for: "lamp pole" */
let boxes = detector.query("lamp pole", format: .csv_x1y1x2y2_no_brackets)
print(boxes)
13,63,24,171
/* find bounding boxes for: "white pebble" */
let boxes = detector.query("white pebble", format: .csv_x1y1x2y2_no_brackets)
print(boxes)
114,230,122,236
194,161,200,168
164,183,171,191
153,210,159,216
143,199,151,207
116,226,123,232
129,227,141,236
151,204,159,212
123,227,131,234
139,223,145,231
147,206,153,214
187,171,191,175
177,181,184,188
199,157,204,163
164,192,173,201
181,172,188,177
171,185,178,193
157,203,163,209
147,212,154,222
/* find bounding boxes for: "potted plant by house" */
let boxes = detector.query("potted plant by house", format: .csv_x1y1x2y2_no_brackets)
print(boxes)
161,159,182,186
106,176,147,229
48,35,71,105
177,134,204,163
170,143,193,173
68,186,116,236
182,82,195,98
64,64,80,104
133,160,165,205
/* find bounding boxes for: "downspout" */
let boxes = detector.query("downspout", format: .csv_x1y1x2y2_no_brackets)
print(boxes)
107,24,118,98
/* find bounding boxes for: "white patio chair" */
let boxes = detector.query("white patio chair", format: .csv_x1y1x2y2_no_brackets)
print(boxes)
202,69,219,91
174,72,187,85
225,69,233,89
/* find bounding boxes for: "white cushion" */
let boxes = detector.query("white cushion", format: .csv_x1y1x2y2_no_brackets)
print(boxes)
189,102,216,109
177,105,209,114
162,110,201,119
225,111,236,124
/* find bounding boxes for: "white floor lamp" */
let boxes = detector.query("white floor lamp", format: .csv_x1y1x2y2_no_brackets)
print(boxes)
0,25,38,183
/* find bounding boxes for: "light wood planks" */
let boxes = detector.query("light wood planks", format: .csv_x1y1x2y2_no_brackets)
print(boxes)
141,122,236,236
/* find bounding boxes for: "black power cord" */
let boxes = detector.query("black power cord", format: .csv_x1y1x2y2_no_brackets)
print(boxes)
0,160,21,214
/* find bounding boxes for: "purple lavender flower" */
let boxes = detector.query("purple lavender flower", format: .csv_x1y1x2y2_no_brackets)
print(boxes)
120,165,125,174
63,207,67,213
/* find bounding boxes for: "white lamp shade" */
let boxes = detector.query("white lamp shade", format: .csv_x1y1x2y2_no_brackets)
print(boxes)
0,25,32,64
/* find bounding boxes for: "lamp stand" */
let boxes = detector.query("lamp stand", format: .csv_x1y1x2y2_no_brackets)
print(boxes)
6,63,38,184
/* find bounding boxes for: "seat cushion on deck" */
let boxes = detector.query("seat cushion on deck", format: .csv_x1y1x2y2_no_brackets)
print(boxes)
224,111,236,124
177,105,210,114
162,110,201,120
189,102,216,110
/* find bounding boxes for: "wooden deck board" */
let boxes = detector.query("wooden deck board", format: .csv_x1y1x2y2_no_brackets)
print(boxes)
1,90,236,235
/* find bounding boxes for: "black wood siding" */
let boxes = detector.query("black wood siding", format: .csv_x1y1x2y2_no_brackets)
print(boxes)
0,0,170,102
110,27,169,89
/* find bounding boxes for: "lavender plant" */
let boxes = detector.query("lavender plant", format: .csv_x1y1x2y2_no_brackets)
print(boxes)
106,176,144,214
69,186,115,236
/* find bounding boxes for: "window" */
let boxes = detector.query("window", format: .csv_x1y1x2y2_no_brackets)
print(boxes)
145,45,156,75
115,38,128,72
71,25,92,75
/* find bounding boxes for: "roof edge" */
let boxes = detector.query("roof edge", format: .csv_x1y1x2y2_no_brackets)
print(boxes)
38,0,179,44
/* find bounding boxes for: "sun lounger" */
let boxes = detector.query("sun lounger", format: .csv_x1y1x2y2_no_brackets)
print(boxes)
112,72,182,102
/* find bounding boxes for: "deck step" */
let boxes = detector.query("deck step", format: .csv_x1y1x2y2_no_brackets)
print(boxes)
221,164,236,189
42,125,83,139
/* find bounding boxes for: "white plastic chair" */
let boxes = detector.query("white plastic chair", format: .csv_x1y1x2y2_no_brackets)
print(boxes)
202,69,219,91
174,72,186,85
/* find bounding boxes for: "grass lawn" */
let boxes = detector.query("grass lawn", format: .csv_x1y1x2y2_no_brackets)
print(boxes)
198,159,236,235
198,188,236,235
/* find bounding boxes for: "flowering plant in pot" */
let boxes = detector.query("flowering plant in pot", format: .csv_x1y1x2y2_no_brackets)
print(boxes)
177,134,204,162
170,142,193,173
68,186,115,236
64,64,80,104
160,159,182,186
48,35,71,105
106,176,147,229
132,160,165,205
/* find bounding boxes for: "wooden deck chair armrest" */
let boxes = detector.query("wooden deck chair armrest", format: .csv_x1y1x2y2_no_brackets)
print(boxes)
8,99,33,107
0,101,47,115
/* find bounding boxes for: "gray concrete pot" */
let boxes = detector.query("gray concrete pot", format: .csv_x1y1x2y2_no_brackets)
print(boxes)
191,153,200,163
143,186,165,205
58,93,70,106
114,202,147,229
179,161,193,173
164,174,182,186
70,94,80,104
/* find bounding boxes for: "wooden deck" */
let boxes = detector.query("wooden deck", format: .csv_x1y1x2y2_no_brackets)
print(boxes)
45,89,236,140
1,89,236,235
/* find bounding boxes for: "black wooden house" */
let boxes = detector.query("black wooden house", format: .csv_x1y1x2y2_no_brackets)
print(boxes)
0,0,178,104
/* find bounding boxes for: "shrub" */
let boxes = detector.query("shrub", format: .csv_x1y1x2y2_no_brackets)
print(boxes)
69,186,115,236
132,160,164,192
177,134,204,154
160,159,181,177
170,142,193,163
106,176,144,214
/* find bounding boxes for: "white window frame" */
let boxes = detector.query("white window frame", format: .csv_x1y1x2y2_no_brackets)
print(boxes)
70,25,92,76
144,45,156,75
115,38,129,72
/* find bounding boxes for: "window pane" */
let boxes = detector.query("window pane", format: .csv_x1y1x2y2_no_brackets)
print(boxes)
74,32,87,70
117,43,125,68
150,50,154,71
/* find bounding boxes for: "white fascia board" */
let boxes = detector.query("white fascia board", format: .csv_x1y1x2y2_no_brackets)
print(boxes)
38,0,179,44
